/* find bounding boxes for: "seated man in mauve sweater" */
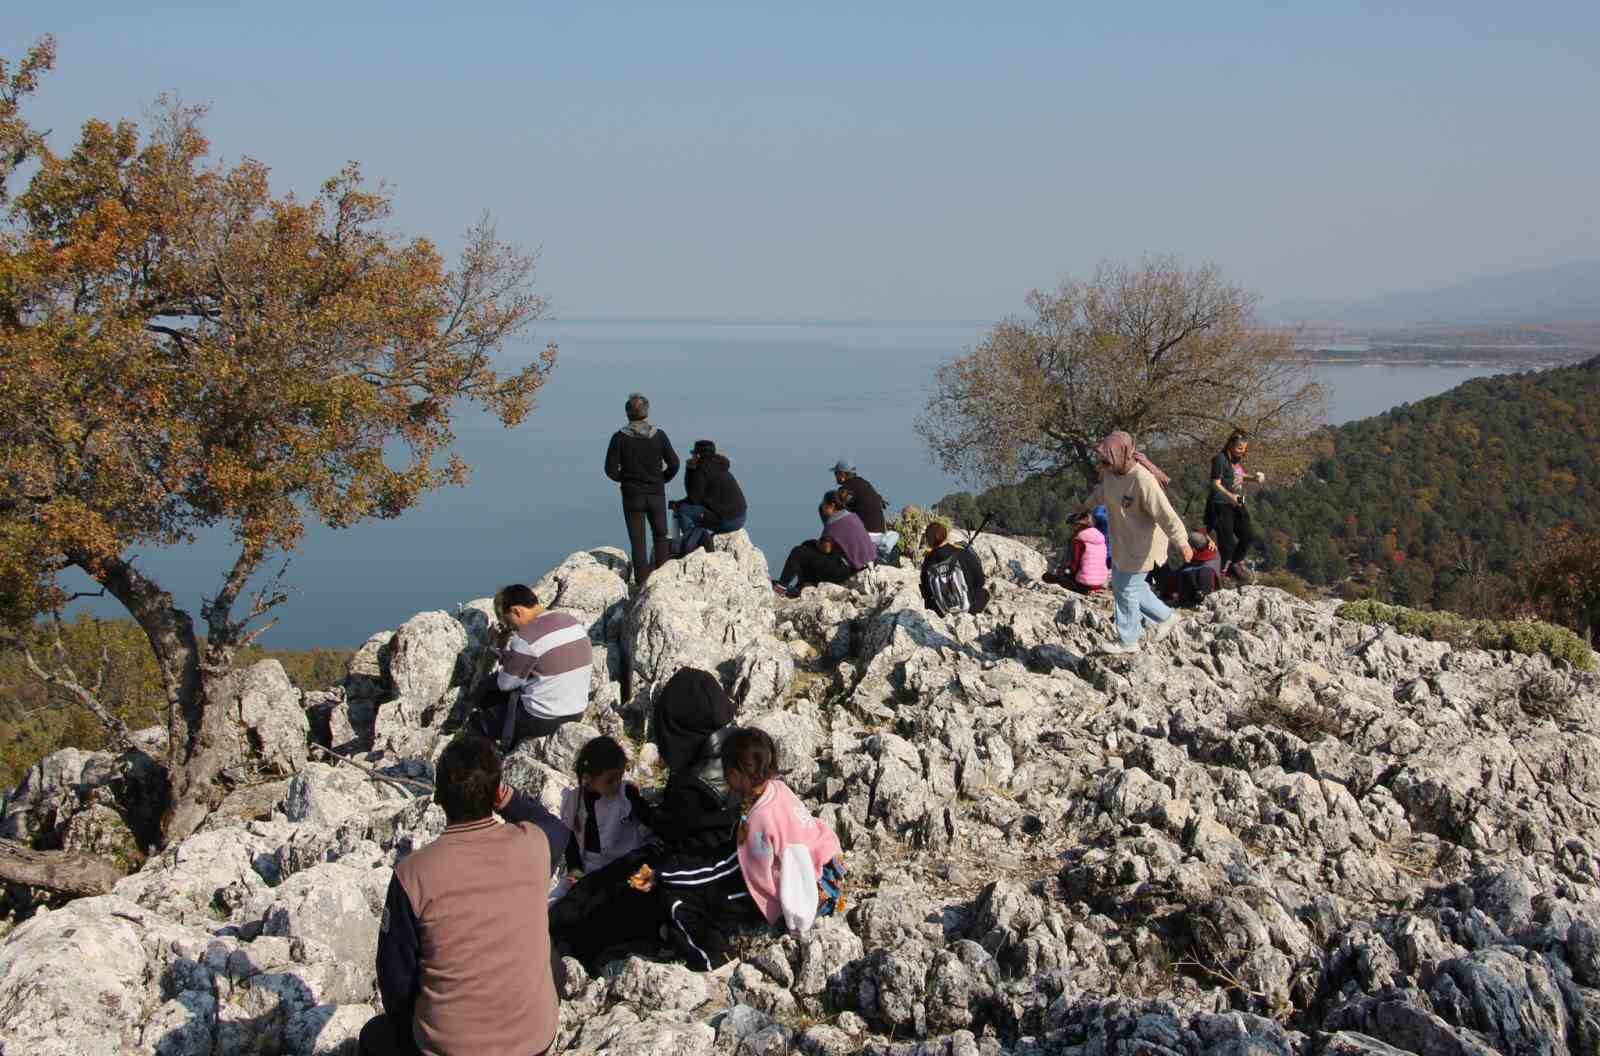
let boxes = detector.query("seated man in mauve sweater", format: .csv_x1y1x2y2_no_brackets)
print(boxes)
361,734,569,1056
772,491,876,598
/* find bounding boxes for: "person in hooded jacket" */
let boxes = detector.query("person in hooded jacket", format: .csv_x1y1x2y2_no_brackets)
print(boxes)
550,667,744,966
604,393,680,587
671,440,748,555
624,667,765,971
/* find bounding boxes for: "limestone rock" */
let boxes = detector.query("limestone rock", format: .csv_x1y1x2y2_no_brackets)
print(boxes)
221,659,310,774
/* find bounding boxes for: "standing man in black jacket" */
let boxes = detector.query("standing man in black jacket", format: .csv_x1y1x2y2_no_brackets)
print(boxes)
605,393,680,587
672,440,748,554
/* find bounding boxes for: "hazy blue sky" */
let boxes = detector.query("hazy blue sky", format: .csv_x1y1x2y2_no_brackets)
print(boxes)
11,2,1600,320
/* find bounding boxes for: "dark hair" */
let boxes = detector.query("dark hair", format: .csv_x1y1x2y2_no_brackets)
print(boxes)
923,520,950,548
493,584,539,623
625,393,650,421
720,726,779,784
1224,429,1251,450
434,734,502,823
822,489,844,510
575,735,627,779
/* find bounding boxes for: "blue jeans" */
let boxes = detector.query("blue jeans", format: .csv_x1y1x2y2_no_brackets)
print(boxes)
1111,569,1172,645
676,506,747,552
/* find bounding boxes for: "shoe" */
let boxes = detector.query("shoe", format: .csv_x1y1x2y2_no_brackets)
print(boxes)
1150,614,1180,642
1227,562,1255,585
771,581,789,598
1099,639,1140,655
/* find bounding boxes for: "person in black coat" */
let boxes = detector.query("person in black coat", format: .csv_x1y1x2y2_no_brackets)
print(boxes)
628,668,762,970
551,667,744,967
831,459,887,534
919,520,990,615
604,393,680,587
671,440,748,554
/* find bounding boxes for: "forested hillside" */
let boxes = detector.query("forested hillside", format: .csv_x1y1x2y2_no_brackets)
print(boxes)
937,356,1600,619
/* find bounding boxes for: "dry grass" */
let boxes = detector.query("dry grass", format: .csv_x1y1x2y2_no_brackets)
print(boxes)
1239,695,1349,742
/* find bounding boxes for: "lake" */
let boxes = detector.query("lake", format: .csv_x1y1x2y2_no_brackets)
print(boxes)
66,321,1509,648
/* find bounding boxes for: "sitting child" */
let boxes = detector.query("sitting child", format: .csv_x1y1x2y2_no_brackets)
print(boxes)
558,736,652,878
1044,511,1109,594
1172,528,1223,607
721,727,844,930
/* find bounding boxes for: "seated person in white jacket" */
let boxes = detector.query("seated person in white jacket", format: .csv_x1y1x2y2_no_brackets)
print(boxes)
558,735,653,877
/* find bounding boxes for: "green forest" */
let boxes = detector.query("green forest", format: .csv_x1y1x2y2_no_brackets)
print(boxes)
938,356,1600,623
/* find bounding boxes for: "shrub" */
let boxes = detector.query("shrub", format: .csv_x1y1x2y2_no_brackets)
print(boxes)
1254,570,1314,599
1336,600,1595,672
889,505,952,566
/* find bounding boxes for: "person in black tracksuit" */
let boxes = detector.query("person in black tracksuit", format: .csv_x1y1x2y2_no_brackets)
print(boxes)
626,668,762,971
605,393,680,587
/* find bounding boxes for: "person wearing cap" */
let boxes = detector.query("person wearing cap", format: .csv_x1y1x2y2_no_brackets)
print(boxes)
604,393,680,587
830,460,887,534
470,584,592,750
670,440,748,555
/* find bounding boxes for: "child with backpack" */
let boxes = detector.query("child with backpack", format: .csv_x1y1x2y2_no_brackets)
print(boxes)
721,727,845,931
919,520,991,616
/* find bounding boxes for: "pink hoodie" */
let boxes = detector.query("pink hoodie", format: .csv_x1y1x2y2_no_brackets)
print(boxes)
736,779,842,924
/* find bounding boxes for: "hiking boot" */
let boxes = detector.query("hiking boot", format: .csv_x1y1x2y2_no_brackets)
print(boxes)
1099,639,1140,655
1228,562,1255,585
1150,614,1181,642
771,580,790,598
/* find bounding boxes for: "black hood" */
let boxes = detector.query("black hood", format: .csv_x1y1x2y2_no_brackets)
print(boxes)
652,667,736,774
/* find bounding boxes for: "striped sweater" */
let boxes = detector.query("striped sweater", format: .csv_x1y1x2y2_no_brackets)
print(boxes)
497,611,592,720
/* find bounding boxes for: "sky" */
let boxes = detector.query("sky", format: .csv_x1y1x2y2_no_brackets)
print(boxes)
10,2,1600,320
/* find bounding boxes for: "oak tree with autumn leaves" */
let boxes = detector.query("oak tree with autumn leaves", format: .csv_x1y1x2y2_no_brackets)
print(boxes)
0,39,553,844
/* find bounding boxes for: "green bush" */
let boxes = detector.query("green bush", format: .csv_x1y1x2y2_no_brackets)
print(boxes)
1336,599,1596,672
1254,570,1314,599
890,505,952,566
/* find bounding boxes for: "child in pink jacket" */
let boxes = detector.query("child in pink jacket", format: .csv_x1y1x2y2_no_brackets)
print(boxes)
720,727,844,927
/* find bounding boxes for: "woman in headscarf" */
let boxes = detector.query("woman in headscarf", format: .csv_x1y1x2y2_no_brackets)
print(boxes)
1077,431,1193,654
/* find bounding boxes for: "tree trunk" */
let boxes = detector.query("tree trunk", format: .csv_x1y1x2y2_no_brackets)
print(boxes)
0,838,125,897
72,553,207,846
160,666,237,843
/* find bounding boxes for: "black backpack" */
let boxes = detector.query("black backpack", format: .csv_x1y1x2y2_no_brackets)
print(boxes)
926,514,991,616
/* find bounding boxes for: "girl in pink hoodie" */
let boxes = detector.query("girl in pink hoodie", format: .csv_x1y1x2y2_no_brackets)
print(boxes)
720,727,844,927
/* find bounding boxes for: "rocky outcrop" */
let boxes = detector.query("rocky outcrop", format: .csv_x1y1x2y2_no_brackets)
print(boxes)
2,531,1598,1055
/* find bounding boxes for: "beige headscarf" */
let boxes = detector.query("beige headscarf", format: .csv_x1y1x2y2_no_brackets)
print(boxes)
1095,431,1170,487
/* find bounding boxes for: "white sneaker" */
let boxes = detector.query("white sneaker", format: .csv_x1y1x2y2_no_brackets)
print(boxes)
1100,639,1140,655
1150,615,1181,642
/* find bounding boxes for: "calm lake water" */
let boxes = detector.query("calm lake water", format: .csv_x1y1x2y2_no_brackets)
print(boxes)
67,321,1508,648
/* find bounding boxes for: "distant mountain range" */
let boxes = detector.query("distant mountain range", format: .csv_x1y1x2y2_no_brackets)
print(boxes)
1268,258,1600,327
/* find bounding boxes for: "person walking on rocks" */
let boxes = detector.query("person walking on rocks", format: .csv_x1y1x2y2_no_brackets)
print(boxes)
604,393,680,587
1079,431,1192,655
1206,428,1264,583
362,734,568,1056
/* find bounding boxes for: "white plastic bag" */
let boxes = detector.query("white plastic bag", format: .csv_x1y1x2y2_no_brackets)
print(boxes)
779,844,819,934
